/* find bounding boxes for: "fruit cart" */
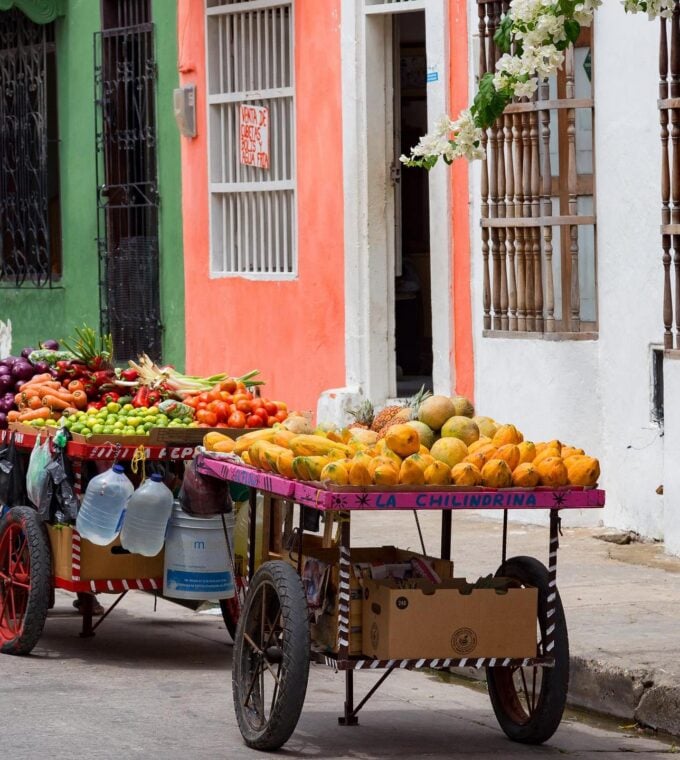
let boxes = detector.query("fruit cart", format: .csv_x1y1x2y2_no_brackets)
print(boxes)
196,452,605,751
0,428,240,654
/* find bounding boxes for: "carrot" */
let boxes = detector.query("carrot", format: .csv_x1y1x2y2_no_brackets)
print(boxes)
17,407,50,421
7,410,20,422
22,373,54,386
28,396,44,411
42,394,72,411
71,390,88,410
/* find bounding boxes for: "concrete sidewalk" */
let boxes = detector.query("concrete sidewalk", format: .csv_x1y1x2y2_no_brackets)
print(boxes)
348,510,680,737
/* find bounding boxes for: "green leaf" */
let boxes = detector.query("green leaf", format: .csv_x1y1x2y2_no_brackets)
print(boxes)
494,15,513,54
564,19,581,44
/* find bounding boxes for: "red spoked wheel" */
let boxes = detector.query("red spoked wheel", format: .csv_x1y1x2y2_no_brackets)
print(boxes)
0,507,52,655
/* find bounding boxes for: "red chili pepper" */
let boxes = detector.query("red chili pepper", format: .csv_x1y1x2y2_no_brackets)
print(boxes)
83,383,99,399
121,368,139,382
102,391,120,404
132,387,150,408
87,401,104,411
92,370,113,387
146,390,161,406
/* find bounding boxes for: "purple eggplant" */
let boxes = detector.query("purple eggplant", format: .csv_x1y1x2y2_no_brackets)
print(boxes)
31,360,50,374
20,347,36,359
40,339,59,351
0,412,7,429
0,356,19,369
0,375,12,394
11,361,36,381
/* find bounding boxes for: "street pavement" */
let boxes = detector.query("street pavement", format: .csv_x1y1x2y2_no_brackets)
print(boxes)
0,586,676,760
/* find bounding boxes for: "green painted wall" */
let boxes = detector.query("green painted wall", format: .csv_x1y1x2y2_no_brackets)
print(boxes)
2,0,185,369
153,0,185,370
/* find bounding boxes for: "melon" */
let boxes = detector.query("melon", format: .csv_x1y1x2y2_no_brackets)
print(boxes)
430,437,468,468
473,416,499,439
451,395,475,418
418,395,457,431
440,416,480,447
405,420,436,449
350,428,380,446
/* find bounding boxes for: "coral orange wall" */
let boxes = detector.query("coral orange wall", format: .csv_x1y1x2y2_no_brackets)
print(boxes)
449,0,474,401
177,0,345,414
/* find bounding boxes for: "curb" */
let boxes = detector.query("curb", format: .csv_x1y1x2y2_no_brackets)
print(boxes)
569,656,680,738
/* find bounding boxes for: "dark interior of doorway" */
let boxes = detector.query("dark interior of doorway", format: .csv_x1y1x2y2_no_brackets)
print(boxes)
395,12,432,397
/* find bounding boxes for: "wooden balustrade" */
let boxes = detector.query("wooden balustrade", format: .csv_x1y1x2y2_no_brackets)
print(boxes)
660,3,680,349
477,0,596,335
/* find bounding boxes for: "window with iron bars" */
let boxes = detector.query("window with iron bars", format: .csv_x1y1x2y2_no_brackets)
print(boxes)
477,1,596,337
0,8,62,288
206,0,296,278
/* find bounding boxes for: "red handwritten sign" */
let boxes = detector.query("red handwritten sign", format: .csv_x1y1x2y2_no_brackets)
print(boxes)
239,104,269,169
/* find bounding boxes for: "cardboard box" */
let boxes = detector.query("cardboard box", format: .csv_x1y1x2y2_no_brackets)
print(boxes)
362,578,537,660
287,542,453,655
47,525,164,582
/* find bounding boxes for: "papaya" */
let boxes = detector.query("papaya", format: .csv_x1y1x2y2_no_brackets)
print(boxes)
212,439,236,454
495,444,520,471
320,461,350,485
349,459,372,486
353,450,374,467
368,456,399,479
260,442,292,473
451,462,482,486
241,451,252,466
327,430,346,444
385,424,421,457
277,449,295,479
424,460,452,485
248,440,268,469
512,462,540,488
398,457,426,485
468,436,492,454
463,451,487,470
373,463,399,486
233,428,277,455
290,434,350,457
292,456,329,481
561,446,586,460
271,429,297,448
492,424,524,447
203,432,234,451
517,441,537,465
535,456,569,487
481,459,513,488
407,452,435,473
533,446,561,467
565,455,600,486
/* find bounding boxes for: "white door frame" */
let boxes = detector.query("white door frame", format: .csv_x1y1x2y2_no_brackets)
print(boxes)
340,0,453,404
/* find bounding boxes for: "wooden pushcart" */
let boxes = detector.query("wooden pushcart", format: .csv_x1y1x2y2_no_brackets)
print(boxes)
197,453,605,751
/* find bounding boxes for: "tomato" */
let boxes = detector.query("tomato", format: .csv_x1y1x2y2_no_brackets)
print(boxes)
197,392,210,403
196,409,218,426
274,410,288,422
253,407,268,423
219,378,237,394
215,422,229,428
184,396,199,408
209,400,231,422
228,403,237,415
235,382,246,392
250,398,264,410
274,401,288,412
246,414,263,428
233,392,252,405
219,391,233,402
227,411,247,427
263,401,277,416
267,416,278,427
236,399,252,413
197,401,208,411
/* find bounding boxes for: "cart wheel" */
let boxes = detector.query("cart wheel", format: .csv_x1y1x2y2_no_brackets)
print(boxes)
232,560,310,751
486,556,569,745
220,574,247,641
0,507,52,655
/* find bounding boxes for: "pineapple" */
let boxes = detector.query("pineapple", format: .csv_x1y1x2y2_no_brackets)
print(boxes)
373,386,432,435
348,399,374,430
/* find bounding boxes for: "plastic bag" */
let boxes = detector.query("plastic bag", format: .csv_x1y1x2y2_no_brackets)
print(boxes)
26,434,52,511
0,433,27,507
43,449,79,524
179,459,232,517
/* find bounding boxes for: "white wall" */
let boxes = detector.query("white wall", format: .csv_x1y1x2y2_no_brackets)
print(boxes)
467,2,666,537
663,357,680,554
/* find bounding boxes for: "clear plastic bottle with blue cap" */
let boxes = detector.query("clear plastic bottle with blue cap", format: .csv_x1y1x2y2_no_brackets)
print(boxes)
120,473,174,556
75,464,134,545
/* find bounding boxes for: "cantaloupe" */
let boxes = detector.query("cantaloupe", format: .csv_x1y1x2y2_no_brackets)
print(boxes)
440,416,480,447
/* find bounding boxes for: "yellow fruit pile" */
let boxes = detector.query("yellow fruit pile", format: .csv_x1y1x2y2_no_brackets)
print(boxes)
212,420,600,489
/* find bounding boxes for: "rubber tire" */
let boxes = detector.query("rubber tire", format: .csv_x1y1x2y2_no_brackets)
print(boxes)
0,507,52,655
486,555,569,745
232,560,310,750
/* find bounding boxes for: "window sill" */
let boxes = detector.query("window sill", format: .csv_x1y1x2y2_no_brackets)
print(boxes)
664,349,680,361
483,330,598,342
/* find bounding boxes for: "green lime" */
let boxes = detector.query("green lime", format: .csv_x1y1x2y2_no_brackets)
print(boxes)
71,423,85,433
45,419,58,427
122,404,134,413
106,402,121,414
127,417,141,428
123,427,136,435
32,419,46,427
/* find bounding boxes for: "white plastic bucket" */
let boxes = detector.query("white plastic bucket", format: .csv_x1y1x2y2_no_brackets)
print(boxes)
163,502,235,601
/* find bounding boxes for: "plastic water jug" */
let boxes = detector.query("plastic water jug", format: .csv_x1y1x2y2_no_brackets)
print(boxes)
120,474,174,557
75,464,134,546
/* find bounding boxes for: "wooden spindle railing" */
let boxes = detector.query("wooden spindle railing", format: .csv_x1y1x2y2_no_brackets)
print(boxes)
477,0,595,335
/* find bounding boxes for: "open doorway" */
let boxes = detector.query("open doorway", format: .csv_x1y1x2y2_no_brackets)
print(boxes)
394,12,432,397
